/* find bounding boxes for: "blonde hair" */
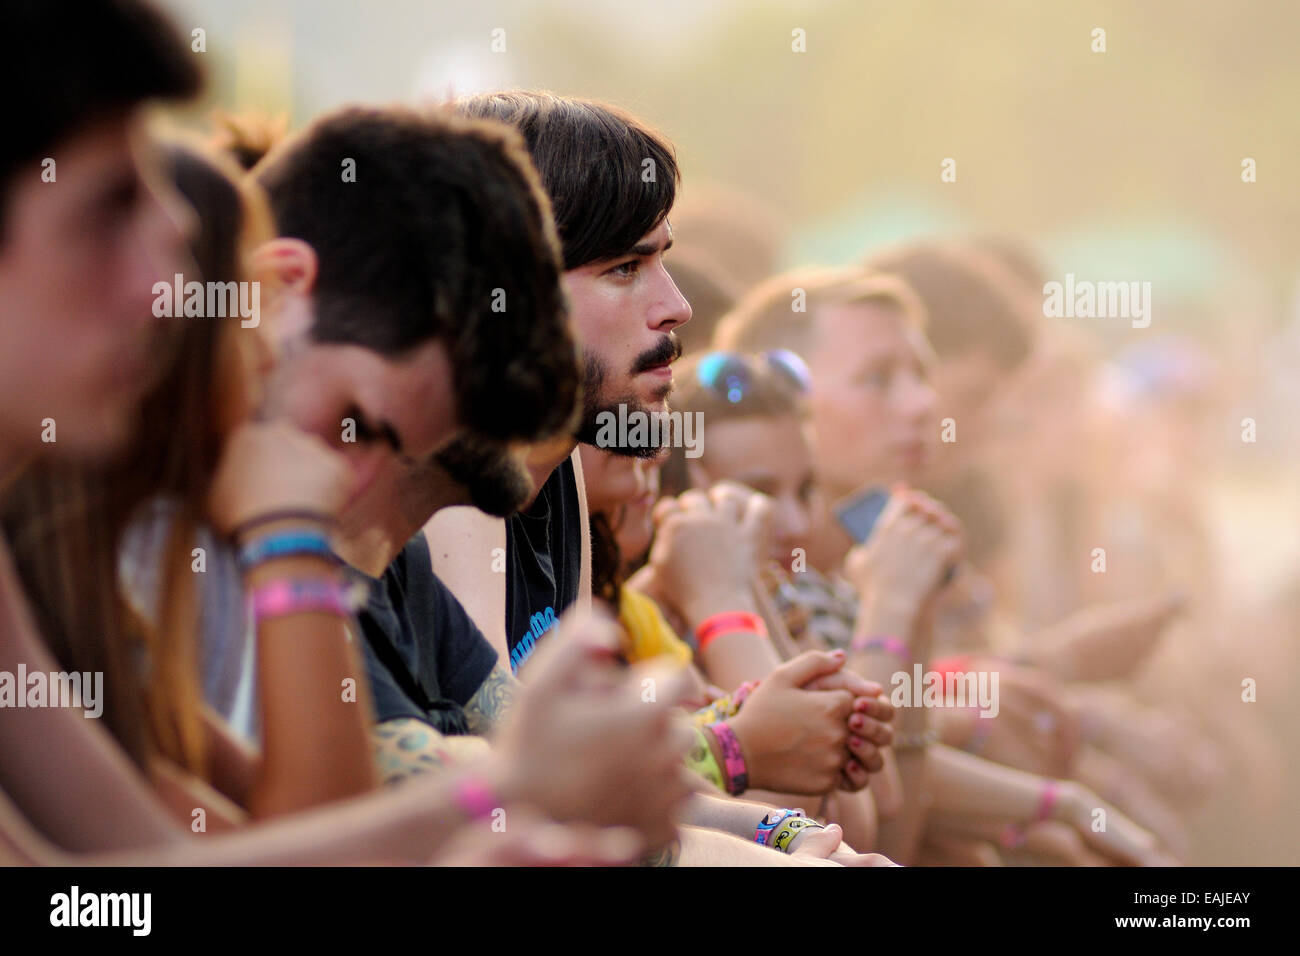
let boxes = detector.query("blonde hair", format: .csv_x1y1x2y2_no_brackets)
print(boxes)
713,266,927,359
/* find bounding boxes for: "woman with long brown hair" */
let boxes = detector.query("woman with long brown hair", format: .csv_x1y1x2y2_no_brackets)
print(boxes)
3,137,375,825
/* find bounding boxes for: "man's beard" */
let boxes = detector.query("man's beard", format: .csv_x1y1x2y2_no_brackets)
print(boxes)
433,435,534,517
575,334,681,460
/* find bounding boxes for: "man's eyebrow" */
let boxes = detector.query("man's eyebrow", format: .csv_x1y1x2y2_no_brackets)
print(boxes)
629,235,673,257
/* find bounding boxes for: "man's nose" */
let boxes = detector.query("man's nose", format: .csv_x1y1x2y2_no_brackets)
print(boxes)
648,268,692,333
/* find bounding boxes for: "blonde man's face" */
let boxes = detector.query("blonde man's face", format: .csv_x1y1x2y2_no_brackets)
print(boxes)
804,300,937,493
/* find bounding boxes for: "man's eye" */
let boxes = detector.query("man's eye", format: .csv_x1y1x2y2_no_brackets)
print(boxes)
610,260,640,278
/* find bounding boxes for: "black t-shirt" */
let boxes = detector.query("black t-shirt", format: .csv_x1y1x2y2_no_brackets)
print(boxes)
354,531,498,735
504,455,582,673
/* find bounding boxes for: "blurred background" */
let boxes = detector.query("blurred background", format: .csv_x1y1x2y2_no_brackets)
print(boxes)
157,0,1300,863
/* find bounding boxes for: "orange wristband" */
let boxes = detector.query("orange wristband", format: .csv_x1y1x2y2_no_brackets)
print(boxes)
696,611,767,652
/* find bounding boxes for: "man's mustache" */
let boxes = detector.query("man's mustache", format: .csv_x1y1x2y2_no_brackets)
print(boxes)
631,333,682,375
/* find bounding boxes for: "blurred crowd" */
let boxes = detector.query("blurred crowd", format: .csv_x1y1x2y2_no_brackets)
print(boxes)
1,0,1294,867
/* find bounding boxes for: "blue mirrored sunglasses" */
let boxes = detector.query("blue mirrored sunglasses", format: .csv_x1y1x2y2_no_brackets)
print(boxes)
695,349,812,405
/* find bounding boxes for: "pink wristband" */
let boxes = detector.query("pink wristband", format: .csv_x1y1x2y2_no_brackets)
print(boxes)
850,634,911,662
248,578,350,622
696,611,767,653
452,776,499,822
1035,781,1060,823
708,721,748,796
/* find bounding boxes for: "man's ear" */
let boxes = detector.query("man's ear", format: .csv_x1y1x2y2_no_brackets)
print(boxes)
249,237,317,294
249,238,317,350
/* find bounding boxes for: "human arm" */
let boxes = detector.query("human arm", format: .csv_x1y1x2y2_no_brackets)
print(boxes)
463,663,520,737
1,578,685,863
924,744,1171,866
839,487,963,864
634,484,783,689
422,505,510,660
1018,590,1186,683
206,420,381,817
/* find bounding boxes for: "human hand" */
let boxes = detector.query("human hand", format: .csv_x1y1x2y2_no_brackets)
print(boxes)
804,669,895,788
843,485,963,626
494,609,697,850
644,483,772,624
786,822,898,866
726,650,857,794
208,419,354,538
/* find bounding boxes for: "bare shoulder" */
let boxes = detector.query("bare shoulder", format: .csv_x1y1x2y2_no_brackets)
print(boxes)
422,507,508,657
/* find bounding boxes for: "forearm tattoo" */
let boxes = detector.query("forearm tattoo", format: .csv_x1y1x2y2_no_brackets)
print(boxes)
464,665,519,737
370,718,454,786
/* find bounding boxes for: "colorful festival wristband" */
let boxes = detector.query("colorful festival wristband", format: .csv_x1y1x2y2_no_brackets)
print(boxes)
237,528,337,571
691,695,735,728
1035,781,1060,823
849,634,911,662
452,776,499,822
772,816,826,853
754,808,803,846
732,680,760,711
230,509,334,541
685,726,726,791
1001,781,1062,850
707,720,748,796
692,679,762,727
696,611,768,653
248,577,351,623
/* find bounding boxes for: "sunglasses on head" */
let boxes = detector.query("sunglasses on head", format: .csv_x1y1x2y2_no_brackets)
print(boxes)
695,349,812,404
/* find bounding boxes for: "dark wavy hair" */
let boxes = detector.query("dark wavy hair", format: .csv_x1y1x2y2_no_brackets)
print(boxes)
456,91,680,270
254,105,580,444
